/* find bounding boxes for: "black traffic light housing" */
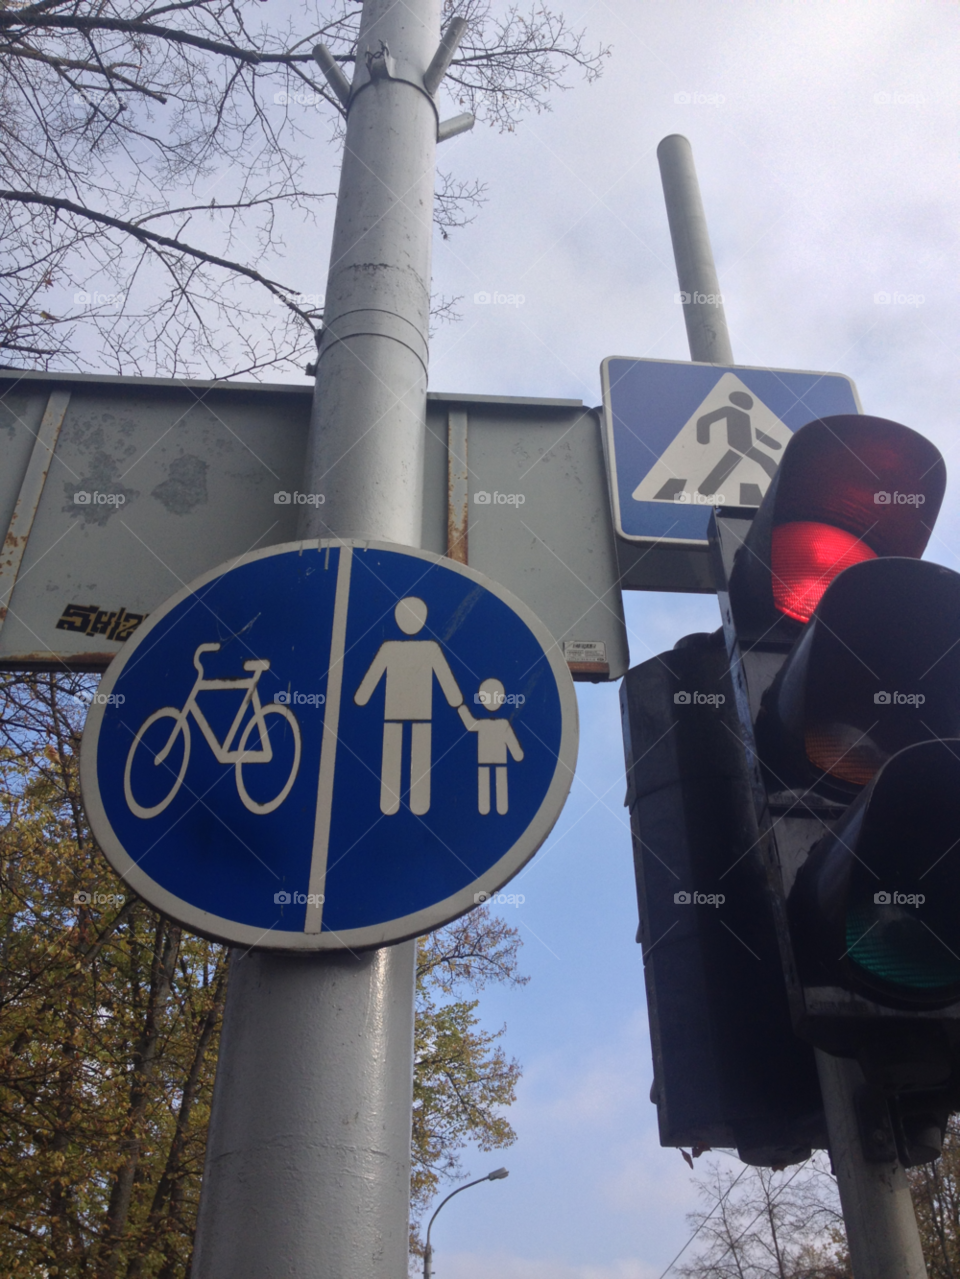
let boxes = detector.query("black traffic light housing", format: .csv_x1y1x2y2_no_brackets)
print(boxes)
706,412,960,1166
621,633,825,1168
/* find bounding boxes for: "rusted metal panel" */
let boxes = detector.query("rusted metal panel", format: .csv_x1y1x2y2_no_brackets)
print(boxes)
0,390,71,629
445,409,469,563
0,372,629,679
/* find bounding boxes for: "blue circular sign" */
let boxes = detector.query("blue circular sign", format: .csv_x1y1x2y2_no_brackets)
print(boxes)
80,541,578,949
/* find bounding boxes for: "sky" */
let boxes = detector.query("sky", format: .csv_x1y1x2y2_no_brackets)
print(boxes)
409,2,958,1276
26,0,957,1274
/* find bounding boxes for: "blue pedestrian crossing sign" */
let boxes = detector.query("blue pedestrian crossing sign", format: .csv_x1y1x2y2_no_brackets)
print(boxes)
601,357,861,547
80,541,579,950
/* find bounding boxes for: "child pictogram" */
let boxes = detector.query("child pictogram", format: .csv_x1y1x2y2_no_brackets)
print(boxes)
458,678,524,814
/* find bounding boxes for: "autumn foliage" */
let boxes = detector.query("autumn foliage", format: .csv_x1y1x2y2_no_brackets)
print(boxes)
0,672,523,1276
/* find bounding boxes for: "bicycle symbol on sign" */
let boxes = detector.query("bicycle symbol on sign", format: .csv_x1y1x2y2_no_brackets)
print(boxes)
123,643,302,818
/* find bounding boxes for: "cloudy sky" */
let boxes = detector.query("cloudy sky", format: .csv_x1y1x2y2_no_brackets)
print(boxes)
409,2,958,1276
43,0,955,1273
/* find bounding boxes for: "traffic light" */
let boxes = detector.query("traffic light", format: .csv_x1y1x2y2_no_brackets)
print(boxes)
622,412,960,1169
710,413,960,1165
621,635,826,1168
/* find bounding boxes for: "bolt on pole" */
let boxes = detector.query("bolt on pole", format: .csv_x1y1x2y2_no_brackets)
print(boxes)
190,2,456,1276
657,133,929,1279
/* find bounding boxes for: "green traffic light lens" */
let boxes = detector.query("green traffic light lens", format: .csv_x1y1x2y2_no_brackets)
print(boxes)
845,896,960,995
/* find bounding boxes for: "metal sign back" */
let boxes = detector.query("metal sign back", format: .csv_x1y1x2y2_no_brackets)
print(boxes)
0,372,627,679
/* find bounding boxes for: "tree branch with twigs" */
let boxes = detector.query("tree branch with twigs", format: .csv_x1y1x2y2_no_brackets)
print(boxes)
0,0,608,379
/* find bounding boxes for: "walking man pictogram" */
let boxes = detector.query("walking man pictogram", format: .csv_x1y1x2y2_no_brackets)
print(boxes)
458,678,524,814
694,391,782,501
354,596,463,816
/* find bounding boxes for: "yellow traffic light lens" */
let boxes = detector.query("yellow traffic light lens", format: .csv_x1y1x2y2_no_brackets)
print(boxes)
804,723,886,786
771,521,877,623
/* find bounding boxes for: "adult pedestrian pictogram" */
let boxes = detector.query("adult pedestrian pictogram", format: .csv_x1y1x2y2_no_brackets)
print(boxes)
81,540,578,951
354,596,464,816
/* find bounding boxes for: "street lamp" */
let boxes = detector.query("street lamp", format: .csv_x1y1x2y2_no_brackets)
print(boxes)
423,1167,509,1279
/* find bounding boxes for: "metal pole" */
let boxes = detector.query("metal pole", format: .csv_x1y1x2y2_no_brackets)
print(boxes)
192,2,447,1275
302,0,442,544
816,1051,928,1279
657,133,734,365
657,134,929,1278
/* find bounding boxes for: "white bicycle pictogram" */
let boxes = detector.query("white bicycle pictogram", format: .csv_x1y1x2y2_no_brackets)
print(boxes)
123,642,302,818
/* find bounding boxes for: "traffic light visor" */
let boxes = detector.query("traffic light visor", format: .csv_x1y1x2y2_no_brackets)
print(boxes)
729,415,945,638
758,558,960,797
790,740,960,1009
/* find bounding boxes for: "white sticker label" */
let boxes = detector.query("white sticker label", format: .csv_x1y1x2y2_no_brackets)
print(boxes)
564,640,607,663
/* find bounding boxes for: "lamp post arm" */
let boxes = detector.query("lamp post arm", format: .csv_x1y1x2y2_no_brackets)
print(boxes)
422,1168,508,1278
425,1175,490,1253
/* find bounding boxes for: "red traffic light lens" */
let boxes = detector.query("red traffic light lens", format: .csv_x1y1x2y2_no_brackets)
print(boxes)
771,521,877,623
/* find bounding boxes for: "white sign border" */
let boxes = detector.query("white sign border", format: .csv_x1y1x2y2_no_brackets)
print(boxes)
80,538,580,951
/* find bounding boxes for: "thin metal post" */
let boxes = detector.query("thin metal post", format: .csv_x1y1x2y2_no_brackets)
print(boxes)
816,1051,928,1279
657,133,734,365
191,1,447,1274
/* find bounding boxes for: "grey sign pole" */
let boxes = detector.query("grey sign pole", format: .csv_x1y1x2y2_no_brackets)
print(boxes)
657,134,928,1278
191,3,468,1275
657,133,734,365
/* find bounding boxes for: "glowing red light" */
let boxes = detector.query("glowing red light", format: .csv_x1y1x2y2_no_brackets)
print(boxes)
771,522,877,623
